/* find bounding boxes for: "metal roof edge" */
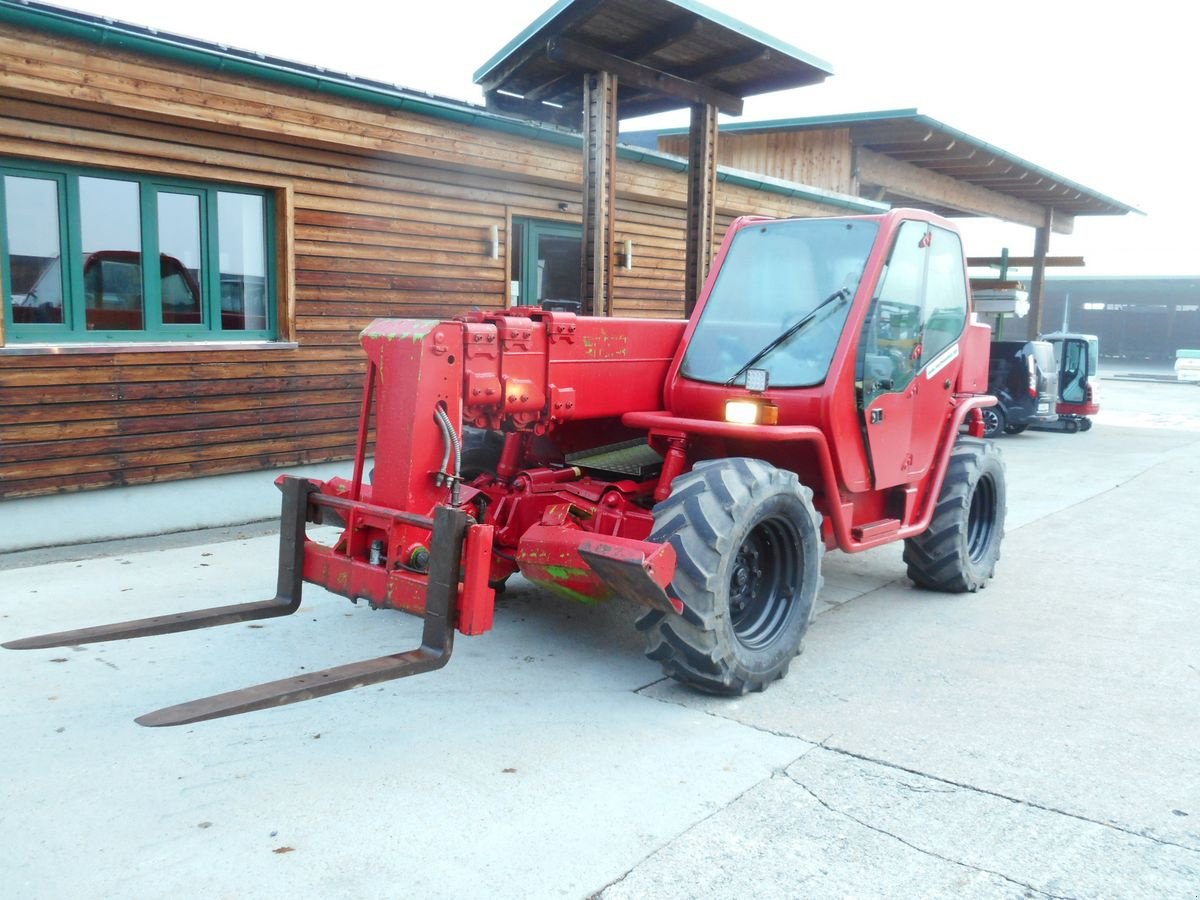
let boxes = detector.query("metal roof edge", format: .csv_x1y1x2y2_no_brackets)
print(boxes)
474,0,575,84
0,0,586,145
901,112,1142,217
628,107,1140,216
474,0,834,86
0,0,873,215
631,108,922,139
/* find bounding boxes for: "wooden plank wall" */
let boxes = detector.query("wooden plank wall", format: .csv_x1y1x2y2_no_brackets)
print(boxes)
660,129,855,196
0,25,843,500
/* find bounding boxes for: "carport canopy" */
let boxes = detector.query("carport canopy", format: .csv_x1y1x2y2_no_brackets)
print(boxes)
475,0,834,315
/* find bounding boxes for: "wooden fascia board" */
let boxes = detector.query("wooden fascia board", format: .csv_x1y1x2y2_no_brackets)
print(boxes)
858,149,1075,235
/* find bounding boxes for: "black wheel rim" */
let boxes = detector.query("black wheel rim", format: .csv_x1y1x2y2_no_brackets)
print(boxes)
728,515,801,650
966,475,997,562
982,408,1000,435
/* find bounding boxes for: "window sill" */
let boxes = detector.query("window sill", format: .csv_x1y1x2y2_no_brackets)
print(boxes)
0,340,299,356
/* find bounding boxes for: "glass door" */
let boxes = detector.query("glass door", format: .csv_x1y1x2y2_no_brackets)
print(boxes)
512,218,581,308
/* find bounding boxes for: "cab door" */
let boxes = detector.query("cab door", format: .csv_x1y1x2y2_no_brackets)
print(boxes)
857,221,969,489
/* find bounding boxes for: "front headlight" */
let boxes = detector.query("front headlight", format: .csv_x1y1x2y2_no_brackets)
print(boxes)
724,400,778,425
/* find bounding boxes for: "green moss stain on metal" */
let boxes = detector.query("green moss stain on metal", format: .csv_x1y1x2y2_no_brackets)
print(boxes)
544,564,589,582
360,319,439,342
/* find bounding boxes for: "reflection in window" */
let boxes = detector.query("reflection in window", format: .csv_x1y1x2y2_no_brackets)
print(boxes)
535,233,580,302
683,219,878,388
921,228,968,362
859,222,968,404
3,162,274,342
4,175,65,325
80,176,143,330
157,192,204,325
217,192,267,330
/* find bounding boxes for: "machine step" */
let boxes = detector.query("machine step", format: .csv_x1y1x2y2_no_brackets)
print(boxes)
851,518,902,541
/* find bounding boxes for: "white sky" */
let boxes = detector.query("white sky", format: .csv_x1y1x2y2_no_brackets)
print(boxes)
45,0,1200,275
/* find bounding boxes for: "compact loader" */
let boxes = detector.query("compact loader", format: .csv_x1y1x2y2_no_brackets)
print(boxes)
6,208,1007,725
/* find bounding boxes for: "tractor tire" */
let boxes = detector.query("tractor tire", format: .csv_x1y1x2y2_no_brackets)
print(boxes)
981,405,1005,438
637,458,823,695
903,437,1006,593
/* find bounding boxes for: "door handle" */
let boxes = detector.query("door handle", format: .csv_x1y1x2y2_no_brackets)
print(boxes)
870,409,884,424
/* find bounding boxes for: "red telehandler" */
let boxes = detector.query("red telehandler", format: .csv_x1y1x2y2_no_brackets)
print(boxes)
5,209,1007,726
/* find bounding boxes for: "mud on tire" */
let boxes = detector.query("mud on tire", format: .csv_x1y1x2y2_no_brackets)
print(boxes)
637,458,824,695
903,437,1006,592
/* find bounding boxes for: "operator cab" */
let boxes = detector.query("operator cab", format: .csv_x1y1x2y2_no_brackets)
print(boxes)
679,217,878,390
664,209,982,496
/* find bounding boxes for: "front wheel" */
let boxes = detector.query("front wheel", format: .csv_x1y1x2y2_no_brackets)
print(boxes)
903,437,1006,593
637,458,824,695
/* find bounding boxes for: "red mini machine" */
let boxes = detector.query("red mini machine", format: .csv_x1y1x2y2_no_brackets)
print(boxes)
7,209,1007,725
1040,332,1101,432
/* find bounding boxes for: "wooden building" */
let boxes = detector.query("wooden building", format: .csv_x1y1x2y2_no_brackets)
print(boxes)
0,0,880,512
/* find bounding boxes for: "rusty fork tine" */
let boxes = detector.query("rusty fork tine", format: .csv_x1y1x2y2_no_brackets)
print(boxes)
134,504,466,727
2,478,314,651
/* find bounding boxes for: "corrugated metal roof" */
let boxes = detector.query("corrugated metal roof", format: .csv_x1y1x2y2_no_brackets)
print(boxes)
631,108,1139,217
0,0,880,213
474,0,833,121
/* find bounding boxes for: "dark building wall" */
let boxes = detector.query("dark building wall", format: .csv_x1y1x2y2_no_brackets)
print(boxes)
1044,278,1200,361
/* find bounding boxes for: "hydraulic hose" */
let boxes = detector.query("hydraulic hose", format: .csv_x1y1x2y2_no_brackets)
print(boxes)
433,404,462,506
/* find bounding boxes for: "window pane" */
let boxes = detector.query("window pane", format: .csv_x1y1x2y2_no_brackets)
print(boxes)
80,177,143,331
921,226,968,362
217,192,267,330
535,233,580,303
4,175,64,325
157,192,204,325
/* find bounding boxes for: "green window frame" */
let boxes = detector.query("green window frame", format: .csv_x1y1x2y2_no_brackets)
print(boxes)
0,159,276,343
512,217,582,306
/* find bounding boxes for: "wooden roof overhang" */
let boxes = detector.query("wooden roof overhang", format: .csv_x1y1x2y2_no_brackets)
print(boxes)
692,109,1139,235
473,0,833,126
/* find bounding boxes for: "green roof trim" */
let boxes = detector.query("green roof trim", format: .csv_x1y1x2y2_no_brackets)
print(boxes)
0,0,874,213
629,108,1138,216
474,0,834,85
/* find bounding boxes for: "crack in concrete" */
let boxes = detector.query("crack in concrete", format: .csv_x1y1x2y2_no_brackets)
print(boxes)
587,745,822,899
817,743,1200,856
637,689,1200,857
785,772,1077,900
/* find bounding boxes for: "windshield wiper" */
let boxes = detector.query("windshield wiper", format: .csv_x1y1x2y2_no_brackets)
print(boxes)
725,287,851,386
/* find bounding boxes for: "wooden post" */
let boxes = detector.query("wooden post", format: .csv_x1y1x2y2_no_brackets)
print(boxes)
685,102,718,315
580,70,617,316
1028,208,1053,338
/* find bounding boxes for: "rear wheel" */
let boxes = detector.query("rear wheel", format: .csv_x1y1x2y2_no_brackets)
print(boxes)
981,405,1006,438
637,458,823,695
903,437,1005,593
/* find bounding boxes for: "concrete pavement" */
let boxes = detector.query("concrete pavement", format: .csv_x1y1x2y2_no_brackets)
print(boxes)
1,377,1198,898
